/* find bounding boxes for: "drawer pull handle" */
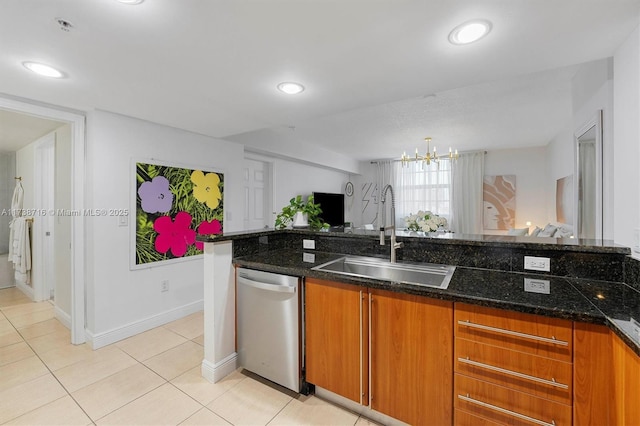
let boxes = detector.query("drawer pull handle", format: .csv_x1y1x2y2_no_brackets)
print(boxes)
458,357,569,389
458,393,556,426
458,320,569,346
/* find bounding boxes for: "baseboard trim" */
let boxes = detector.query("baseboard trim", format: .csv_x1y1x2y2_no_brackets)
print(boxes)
15,281,33,300
86,300,204,349
54,306,72,330
202,353,237,383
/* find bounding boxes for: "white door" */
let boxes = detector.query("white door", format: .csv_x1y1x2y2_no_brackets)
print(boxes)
34,133,55,301
243,159,272,230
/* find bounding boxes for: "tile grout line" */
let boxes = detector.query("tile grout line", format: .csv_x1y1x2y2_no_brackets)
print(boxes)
167,363,250,426
5,308,97,425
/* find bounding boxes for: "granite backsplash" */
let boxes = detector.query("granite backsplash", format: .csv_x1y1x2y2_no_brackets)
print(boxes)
231,230,630,282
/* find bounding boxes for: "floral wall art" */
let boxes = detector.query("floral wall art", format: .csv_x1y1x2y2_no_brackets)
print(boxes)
133,160,224,268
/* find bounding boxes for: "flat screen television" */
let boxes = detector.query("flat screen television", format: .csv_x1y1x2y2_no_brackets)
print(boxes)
312,192,345,227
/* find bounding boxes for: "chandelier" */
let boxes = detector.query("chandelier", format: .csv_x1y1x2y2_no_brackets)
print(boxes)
401,137,458,167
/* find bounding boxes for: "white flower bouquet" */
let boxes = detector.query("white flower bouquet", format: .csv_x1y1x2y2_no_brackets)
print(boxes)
404,210,447,232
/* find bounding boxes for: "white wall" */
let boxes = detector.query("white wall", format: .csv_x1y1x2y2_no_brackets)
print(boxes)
246,152,349,227
613,26,640,254
484,147,549,233
545,124,574,226
85,110,244,343
272,157,349,224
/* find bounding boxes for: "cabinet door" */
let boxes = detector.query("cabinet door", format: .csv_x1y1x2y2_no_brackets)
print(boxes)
305,278,368,404
613,330,640,425
370,288,453,426
573,322,615,425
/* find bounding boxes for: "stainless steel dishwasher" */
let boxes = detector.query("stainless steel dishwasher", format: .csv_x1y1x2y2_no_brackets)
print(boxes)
236,267,302,393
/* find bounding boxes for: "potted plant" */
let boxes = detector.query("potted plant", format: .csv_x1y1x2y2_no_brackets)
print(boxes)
275,194,329,230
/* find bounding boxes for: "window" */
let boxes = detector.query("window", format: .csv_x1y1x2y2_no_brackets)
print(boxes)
393,160,452,227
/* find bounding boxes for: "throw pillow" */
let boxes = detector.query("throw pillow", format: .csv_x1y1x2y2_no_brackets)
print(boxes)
507,228,529,236
538,223,558,237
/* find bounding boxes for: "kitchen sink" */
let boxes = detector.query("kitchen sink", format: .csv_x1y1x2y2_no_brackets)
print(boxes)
312,256,455,289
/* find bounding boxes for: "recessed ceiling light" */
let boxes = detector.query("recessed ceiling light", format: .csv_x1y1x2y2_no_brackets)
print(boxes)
448,20,492,45
22,61,66,78
277,82,305,95
116,0,144,4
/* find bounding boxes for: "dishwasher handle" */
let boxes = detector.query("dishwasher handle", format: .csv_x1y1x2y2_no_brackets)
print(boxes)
237,275,297,294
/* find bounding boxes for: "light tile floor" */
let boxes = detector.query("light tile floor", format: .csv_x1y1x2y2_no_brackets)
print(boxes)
0,287,379,425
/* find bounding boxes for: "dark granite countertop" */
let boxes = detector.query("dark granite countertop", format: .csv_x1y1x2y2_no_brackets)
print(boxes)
199,228,631,255
233,248,640,356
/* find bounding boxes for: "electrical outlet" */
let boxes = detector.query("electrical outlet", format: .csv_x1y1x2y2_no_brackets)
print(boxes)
161,280,169,292
524,278,550,294
524,256,551,272
303,253,316,263
303,239,316,249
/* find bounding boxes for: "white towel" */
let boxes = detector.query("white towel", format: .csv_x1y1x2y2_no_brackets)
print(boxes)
9,217,31,284
8,181,24,264
11,182,24,217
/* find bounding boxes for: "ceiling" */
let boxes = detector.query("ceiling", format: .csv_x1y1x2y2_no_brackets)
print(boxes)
0,109,64,152
1,1,639,160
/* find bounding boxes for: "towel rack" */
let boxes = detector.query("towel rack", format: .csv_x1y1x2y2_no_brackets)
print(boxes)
15,176,22,181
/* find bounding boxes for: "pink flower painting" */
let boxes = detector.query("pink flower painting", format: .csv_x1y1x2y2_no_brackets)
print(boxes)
153,211,196,257
195,219,222,250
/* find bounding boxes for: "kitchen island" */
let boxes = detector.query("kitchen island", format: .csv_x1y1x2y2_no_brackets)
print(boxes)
199,229,639,425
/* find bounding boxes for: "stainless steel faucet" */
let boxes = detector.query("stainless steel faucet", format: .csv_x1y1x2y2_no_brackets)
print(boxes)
380,184,404,263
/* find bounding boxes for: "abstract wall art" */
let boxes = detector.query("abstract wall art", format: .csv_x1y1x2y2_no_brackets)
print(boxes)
483,175,516,230
133,160,224,268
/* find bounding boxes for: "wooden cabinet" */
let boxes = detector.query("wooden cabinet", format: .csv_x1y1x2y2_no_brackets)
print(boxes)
306,281,640,426
574,322,640,426
573,322,614,425
370,288,453,426
305,279,453,425
612,330,640,425
305,278,368,404
454,303,573,426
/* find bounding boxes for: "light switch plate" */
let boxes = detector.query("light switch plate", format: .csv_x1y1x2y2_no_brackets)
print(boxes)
524,278,550,294
524,256,550,272
303,239,316,249
303,253,316,263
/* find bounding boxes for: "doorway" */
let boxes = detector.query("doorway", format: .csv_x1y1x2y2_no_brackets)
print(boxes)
0,96,86,344
243,157,274,230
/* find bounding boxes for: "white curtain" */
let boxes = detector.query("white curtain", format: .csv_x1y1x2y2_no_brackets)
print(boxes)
450,151,485,234
392,160,452,228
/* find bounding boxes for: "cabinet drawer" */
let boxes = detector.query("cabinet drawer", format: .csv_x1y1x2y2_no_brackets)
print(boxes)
454,409,503,426
455,338,572,404
455,303,573,361
455,374,572,426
